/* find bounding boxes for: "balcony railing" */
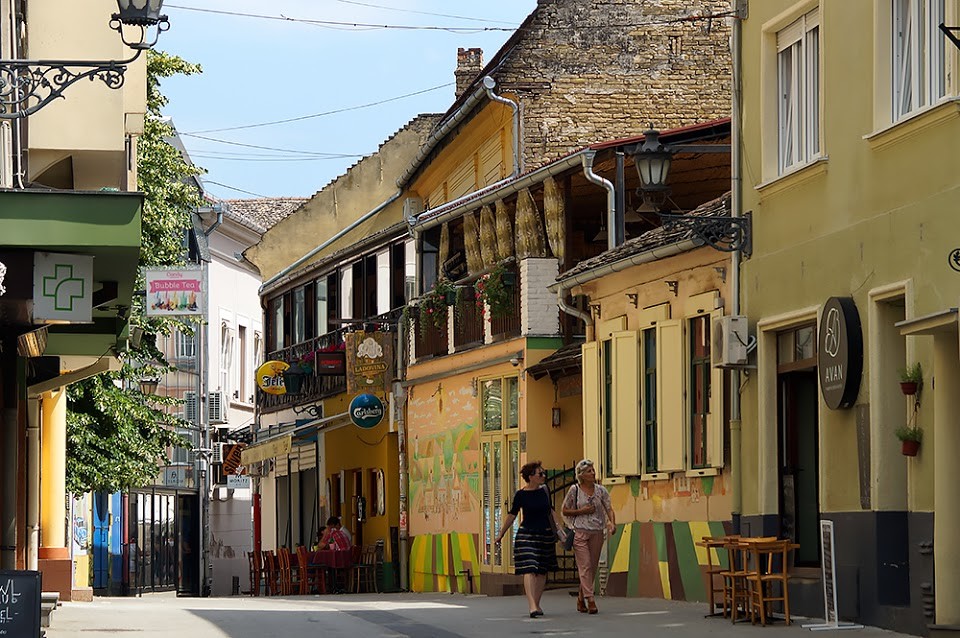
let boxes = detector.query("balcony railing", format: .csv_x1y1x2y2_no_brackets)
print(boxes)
415,313,448,359
490,264,521,339
259,327,348,412
453,285,484,349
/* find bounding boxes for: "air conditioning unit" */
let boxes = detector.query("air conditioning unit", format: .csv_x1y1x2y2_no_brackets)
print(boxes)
209,391,227,424
712,315,749,368
183,391,198,422
211,442,225,465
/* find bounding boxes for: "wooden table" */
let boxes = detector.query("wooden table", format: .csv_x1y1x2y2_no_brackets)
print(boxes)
309,549,352,593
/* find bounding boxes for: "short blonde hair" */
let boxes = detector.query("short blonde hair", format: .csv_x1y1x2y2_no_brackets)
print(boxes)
575,459,594,480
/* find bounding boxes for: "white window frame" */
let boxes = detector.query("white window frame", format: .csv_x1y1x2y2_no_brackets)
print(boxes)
777,8,821,174
220,320,234,398
174,329,196,360
892,0,947,121
340,264,355,321
376,249,391,316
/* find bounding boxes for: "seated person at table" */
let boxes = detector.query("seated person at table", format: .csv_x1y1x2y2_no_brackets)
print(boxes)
319,516,350,550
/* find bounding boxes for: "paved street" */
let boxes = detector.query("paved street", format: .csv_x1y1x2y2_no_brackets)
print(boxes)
45,590,912,638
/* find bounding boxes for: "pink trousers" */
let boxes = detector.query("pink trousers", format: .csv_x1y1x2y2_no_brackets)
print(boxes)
573,529,604,598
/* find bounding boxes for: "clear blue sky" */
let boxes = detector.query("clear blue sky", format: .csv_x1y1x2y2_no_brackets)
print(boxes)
158,1,537,200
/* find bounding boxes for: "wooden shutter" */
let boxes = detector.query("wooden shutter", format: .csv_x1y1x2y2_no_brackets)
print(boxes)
656,319,685,472
581,341,602,474
708,307,726,468
612,331,641,475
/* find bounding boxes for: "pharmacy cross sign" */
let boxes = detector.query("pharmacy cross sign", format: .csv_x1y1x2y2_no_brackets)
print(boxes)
42,264,85,311
33,252,93,323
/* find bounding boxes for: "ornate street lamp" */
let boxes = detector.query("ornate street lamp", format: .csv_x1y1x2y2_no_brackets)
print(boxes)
138,377,160,396
0,0,171,119
626,125,752,256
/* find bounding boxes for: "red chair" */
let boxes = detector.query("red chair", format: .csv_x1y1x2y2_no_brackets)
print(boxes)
262,550,280,596
296,545,325,594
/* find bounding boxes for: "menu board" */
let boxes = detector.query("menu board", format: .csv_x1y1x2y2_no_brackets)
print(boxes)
0,570,40,637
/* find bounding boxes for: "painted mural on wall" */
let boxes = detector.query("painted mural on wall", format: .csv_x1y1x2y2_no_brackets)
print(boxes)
409,532,480,593
407,380,480,534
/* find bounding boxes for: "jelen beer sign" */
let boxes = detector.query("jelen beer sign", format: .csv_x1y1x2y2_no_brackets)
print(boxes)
817,297,863,410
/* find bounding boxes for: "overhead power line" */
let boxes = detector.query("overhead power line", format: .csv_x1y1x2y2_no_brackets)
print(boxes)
330,0,518,25
203,180,270,199
181,132,368,158
186,82,454,135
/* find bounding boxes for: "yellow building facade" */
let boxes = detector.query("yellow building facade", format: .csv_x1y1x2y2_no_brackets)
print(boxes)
738,1,960,634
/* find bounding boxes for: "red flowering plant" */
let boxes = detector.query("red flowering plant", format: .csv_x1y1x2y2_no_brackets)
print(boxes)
475,263,514,319
419,278,456,337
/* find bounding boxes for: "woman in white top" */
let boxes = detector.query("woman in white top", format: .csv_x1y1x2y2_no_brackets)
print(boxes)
561,459,615,615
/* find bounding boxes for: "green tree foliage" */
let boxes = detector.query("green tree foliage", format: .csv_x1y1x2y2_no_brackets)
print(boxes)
66,51,204,493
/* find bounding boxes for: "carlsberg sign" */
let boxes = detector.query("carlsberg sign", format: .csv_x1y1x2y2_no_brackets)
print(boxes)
349,393,385,429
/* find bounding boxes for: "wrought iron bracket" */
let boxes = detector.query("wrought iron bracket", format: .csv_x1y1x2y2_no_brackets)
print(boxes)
659,211,752,257
940,23,960,51
0,51,142,119
292,403,322,418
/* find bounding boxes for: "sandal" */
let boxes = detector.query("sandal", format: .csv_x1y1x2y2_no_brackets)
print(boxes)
587,597,598,614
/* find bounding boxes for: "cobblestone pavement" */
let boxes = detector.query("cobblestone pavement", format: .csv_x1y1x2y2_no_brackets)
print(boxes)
45,589,913,638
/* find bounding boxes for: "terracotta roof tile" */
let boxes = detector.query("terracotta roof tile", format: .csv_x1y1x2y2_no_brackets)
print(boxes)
223,197,308,232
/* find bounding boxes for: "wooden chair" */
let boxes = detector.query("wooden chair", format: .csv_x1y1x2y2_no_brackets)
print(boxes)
351,544,379,593
720,537,776,622
262,550,280,596
697,535,736,617
296,545,325,595
277,547,301,595
247,551,265,596
745,539,799,626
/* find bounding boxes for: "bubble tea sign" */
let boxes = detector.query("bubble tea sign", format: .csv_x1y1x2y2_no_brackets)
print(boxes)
143,267,205,317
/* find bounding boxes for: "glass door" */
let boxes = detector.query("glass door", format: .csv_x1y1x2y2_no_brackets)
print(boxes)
479,376,520,575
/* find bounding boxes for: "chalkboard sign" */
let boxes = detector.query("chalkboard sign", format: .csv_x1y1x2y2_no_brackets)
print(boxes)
0,570,41,637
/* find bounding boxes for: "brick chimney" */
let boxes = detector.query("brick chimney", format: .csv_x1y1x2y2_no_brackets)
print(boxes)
455,48,484,97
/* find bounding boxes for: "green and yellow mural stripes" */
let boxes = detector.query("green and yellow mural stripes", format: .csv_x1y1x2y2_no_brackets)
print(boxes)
606,520,731,600
410,532,480,593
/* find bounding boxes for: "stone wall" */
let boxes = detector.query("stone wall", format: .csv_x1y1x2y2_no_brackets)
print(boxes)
495,0,732,170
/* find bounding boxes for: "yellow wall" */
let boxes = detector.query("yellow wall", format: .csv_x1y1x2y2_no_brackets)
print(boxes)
575,246,733,523
408,100,515,208
738,0,960,518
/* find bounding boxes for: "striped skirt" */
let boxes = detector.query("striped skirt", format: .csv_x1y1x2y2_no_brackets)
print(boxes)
513,526,558,574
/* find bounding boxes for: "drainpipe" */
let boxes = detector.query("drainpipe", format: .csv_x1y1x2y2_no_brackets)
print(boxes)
482,77,521,174
202,203,224,237
557,288,594,341
260,190,402,294
581,151,616,252
730,0,745,534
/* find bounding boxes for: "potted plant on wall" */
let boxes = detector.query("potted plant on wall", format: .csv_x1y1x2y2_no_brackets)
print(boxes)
475,262,515,320
895,425,923,457
898,362,922,396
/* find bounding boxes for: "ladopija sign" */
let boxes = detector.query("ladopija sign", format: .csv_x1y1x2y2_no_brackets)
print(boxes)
349,393,384,429
817,297,863,410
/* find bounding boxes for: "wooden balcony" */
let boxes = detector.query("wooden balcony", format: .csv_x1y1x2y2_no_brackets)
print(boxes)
453,285,484,349
414,314,448,359
259,328,348,413
490,265,521,340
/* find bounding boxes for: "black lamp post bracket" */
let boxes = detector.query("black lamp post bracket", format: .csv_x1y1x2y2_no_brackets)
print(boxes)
659,212,752,257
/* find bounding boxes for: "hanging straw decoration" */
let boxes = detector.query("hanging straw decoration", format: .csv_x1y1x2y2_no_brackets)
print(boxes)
479,205,498,269
495,199,515,260
463,212,484,275
439,222,450,275
543,176,565,261
515,188,547,259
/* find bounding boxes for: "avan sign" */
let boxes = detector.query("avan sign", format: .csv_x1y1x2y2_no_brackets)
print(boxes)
817,297,863,410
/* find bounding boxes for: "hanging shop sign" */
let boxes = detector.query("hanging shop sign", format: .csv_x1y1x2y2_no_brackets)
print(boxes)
33,252,93,323
349,393,385,429
817,296,863,410
143,266,205,317
346,331,393,393
315,349,346,375
256,360,289,395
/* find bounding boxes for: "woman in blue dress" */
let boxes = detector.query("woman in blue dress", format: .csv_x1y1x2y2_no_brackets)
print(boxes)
495,460,563,617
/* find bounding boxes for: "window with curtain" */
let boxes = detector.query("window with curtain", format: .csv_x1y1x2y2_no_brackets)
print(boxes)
893,0,946,121
292,286,306,345
777,8,820,174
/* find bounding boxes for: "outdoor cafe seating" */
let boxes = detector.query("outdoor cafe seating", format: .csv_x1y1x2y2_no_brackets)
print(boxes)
696,535,800,627
248,545,356,596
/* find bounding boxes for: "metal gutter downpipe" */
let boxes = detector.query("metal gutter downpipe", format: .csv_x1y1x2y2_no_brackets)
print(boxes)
261,190,402,294
557,288,594,341
581,151,616,252
482,76,521,174
730,0,745,533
